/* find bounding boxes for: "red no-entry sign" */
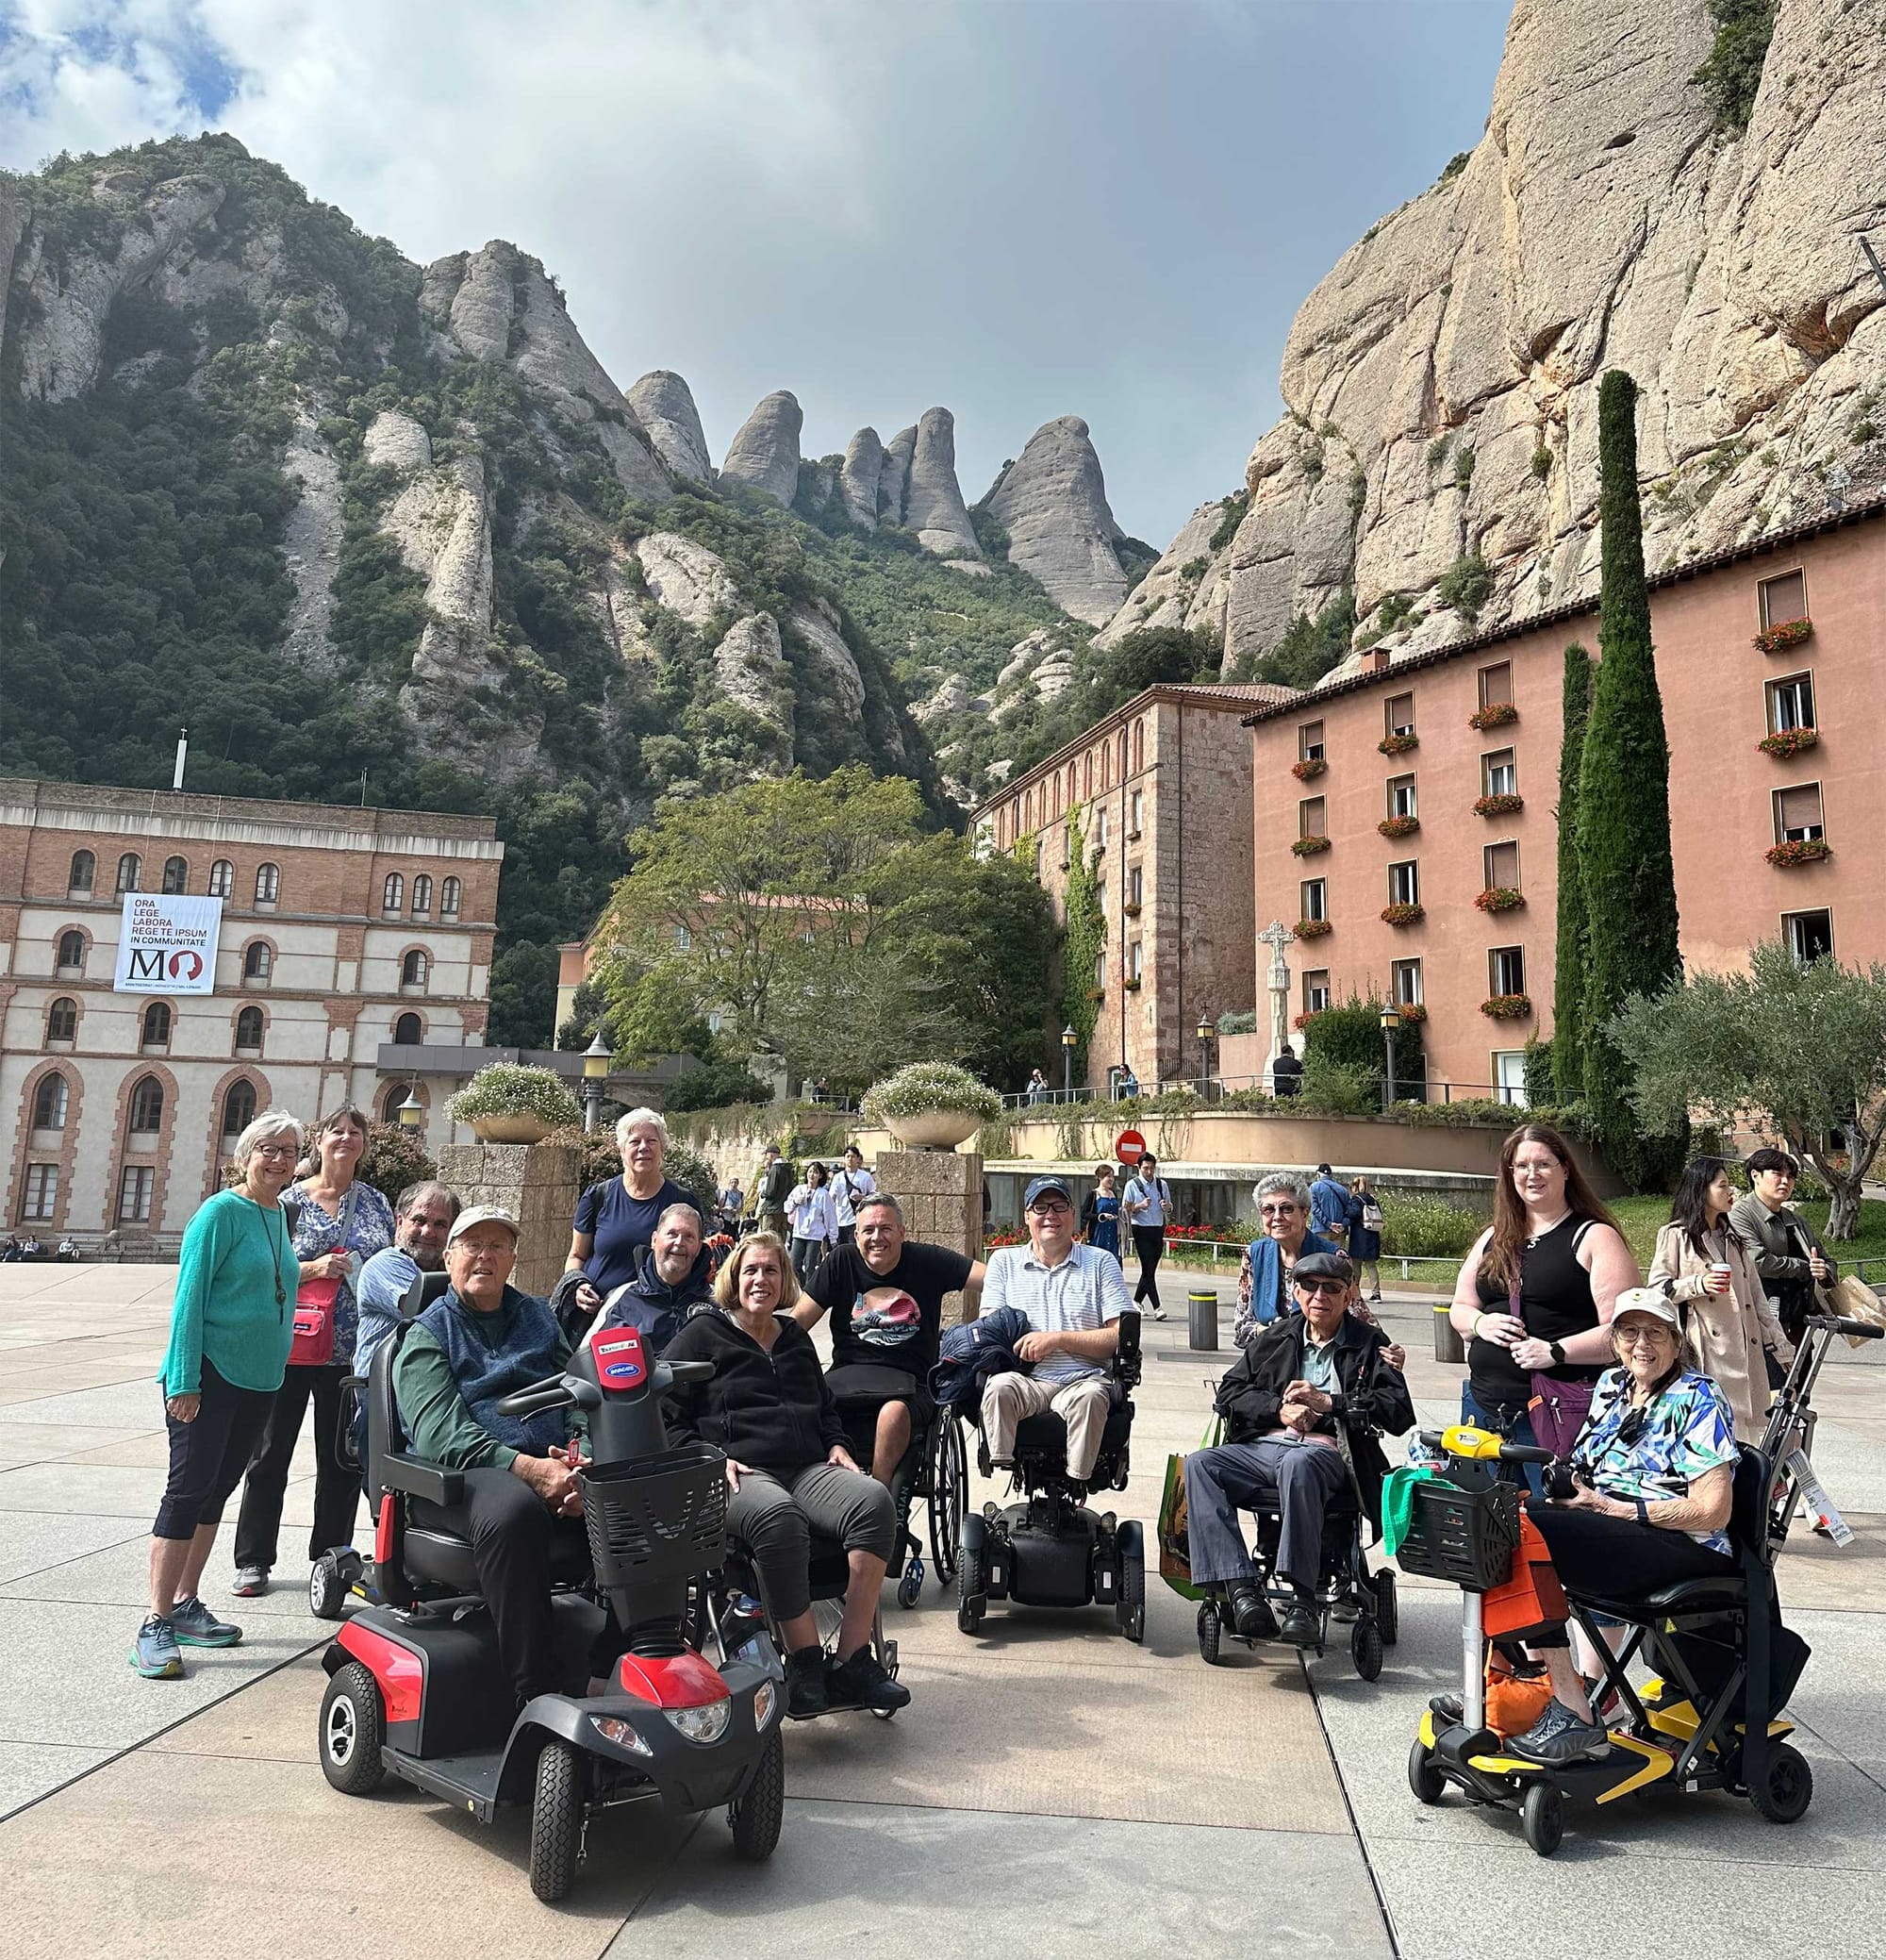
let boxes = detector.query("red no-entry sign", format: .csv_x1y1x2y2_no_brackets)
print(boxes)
1116,1129,1147,1165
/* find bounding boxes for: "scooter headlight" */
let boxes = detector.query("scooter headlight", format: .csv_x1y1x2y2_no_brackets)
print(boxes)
666,1700,733,1745
589,1714,653,1756
753,1679,778,1732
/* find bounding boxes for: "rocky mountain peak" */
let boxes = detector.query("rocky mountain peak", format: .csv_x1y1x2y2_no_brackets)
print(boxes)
627,370,713,483
720,390,803,505
982,415,1126,625
901,407,983,559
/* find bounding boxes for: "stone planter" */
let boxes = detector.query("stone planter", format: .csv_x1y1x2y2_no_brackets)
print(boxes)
885,1108,983,1151
469,1114,553,1144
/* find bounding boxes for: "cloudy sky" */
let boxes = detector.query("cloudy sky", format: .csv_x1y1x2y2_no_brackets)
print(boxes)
1,0,1511,546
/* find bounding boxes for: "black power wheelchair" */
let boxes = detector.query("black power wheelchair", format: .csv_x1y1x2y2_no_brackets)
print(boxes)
954,1312,1146,1642
826,1363,969,1606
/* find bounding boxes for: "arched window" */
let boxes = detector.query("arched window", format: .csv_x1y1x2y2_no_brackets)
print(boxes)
411,874,433,915
1133,719,1145,773
381,1083,412,1125
207,859,234,898
31,1074,69,1131
254,862,279,905
393,1011,423,1045
46,997,77,1042
128,1075,165,1133
1051,771,1063,814
1117,729,1129,780
383,872,404,915
69,850,95,893
440,876,461,919
235,1006,264,1053
1101,743,1112,789
221,1079,257,1140
243,942,273,983
116,853,141,894
1084,753,1093,800
401,949,429,989
141,1002,173,1049
161,855,189,894
57,929,86,972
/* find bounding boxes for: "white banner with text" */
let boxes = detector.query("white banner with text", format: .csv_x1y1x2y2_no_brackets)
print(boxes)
112,892,223,993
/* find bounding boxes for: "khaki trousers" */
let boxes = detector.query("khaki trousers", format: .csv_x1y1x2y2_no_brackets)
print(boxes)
981,1372,1113,1480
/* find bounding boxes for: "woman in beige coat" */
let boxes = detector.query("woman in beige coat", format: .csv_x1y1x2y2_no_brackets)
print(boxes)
1648,1156,1793,1437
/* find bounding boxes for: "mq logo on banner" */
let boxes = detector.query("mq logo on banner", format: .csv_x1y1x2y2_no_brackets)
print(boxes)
113,892,223,995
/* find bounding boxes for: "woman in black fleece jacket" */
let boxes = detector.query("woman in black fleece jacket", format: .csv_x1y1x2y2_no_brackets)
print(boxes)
663,1232,906,1718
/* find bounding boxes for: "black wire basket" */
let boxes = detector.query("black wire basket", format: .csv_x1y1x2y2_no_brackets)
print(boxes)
580,1444,728,1590
1394,1476,1521,1591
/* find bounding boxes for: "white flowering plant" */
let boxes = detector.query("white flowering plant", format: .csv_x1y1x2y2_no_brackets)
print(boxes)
445,1062,582,1129
862,1061,1002,1127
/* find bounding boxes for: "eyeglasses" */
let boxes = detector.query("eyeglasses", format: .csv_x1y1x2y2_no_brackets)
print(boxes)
1028,1200,1072,1217
1260,1204,1301,1218
1614,1326,1674,1349
253,1144,298,1161
1296,1279,1348,1299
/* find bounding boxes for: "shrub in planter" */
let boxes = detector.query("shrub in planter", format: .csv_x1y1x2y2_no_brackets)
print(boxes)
861,1062,1002,1129
1378,732,1419,756
1378,815,1420,839
1754,618,1812,656
1765,839,1830,868
1474,792,1524,818
1475,887,1525,913
1381,903,1425,927
358,1122,437,1207
1467,702,1518,730
1295,917,1332,938
1216,1009,1258,1035
1481,994,1533,1021
446,1062,582,1136
1290,757,1328,781
1291,834,1332,856
1757,727,1817,759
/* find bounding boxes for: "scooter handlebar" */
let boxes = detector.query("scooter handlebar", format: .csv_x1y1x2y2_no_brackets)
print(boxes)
659,1359,715,1384
493,1372,584,1417
1416,1425,1555,1467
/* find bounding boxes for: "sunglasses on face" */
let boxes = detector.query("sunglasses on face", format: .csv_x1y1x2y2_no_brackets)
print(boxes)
1260,1204,1300,1218
1296,1279,1347,1300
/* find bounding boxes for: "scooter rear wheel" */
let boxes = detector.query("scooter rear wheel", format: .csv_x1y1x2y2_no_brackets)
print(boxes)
1750,1742,1813,1824
729,1729,786,1860
529,1740,584,1902
1521,1779,1563,1856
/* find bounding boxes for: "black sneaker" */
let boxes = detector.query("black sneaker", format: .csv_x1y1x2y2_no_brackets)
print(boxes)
786,1646,829,1719
1225,1583,1277,1640
827,1646,911,1713
1279,1602,1319,1647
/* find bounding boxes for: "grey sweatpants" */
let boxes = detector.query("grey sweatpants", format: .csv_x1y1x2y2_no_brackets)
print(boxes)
726,1461,896,1622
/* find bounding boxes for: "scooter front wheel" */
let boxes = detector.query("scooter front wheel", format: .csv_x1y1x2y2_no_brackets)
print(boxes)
1407,1737,1444,1806
1521,1779,1563,1856
729,1729,786,1860
530,1740,584,1902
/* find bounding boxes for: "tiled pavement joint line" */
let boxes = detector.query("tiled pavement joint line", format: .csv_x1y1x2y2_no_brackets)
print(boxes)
1299,1650,1404,1960
748,1786,1353,1833
590,1804,709,1952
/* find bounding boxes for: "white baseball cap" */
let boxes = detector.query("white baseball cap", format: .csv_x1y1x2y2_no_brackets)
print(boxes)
446,1204,520,1246
1611,1286,1680,1331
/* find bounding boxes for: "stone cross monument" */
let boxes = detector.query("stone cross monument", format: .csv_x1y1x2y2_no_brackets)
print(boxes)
1258,920,1295,1078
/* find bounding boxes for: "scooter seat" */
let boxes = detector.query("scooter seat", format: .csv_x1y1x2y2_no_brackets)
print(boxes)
405,1508,593,1592
1580,1577,1746,1618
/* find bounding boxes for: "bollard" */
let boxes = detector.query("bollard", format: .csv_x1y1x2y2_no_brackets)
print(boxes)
1187,1289,1219,1352
1432,1300,1464,1364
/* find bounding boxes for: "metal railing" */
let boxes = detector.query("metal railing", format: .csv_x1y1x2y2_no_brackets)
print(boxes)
999,1076,1524,1112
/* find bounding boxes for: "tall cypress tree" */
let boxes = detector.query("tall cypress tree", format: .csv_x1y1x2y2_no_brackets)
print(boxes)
1551,642,1593,1104
1577,370,1686,1188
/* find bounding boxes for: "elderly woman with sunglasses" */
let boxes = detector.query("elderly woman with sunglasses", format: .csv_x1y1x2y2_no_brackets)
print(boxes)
1493,1286,1740,1767
1233,1172,1341,1347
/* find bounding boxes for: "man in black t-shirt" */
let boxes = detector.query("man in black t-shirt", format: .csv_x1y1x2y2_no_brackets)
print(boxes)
793,1192,984,1482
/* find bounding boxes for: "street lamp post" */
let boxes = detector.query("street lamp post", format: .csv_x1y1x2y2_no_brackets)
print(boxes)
582,1030,613,1135
1195,1011,1216,1100
1379,1005,1401,1112
1061,1023,1078,1099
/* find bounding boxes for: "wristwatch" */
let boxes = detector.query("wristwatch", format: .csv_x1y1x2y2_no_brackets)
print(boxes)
1633,1496,1649,1524
1547,1340,1566,1368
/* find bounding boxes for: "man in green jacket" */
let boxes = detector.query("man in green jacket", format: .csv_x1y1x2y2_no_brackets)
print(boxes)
391,1206,588,1703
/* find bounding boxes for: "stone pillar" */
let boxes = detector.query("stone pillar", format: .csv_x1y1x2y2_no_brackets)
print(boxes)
437,1140,581,1298
873,1148,984,1326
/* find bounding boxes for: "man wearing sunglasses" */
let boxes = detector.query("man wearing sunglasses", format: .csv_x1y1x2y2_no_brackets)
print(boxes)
1185,1252,1414,1645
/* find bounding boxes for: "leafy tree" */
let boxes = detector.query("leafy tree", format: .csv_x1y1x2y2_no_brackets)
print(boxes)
1228,590,1355,690
1579,371,1685,1190
1304,988,1426,1103
1609,938,1886,1239
1693,0,1778,133
1059,806,1103,1067
486,940,563,1048
1551,642,1594,1102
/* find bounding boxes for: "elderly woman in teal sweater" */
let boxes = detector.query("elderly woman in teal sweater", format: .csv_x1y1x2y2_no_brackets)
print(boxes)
133,1109,305,1680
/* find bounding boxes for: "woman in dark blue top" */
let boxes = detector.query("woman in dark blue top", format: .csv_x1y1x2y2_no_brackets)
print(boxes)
1080,1163,1121,1262
564,1107,695,1321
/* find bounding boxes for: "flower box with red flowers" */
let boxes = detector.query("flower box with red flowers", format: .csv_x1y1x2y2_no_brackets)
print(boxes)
1291,834,1332,856
1123,976,1143,990
1378,732,1419,756
1467,703,1518,731
1290,756,1328,781
1381,903,1425,927
1395,1002,1428,1023
1474,792,1524,818
1293,1009,1323,1029
1295,918,1332,939
1754,618,1812,656
1378,815,1420,839
1475,887,1525,913
1766,839,1830,869
1121,899,1142,917
1757,727,1818,760
1481,993,1532,1021
1084,986,1106,1001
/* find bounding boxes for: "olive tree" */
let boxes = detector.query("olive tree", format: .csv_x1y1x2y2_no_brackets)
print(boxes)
1608,938,1886,1238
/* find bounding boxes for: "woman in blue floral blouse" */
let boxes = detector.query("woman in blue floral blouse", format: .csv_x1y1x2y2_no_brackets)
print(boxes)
230,1105,393,1595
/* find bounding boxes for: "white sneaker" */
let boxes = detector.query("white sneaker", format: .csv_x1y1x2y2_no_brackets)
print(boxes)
229,1567,270,1598
1149,1304,1168,1321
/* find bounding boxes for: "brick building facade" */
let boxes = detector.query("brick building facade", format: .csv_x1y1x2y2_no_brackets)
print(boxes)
0,779,504,1243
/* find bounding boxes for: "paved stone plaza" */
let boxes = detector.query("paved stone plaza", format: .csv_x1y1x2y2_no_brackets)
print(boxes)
2,1261,1882,1958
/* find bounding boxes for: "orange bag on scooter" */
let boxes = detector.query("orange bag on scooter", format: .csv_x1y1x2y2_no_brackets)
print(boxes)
1485,1650,1554,1737
1481,1512,1566,1640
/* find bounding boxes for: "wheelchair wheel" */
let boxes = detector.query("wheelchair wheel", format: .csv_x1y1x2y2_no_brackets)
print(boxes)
1116,1521,1146,1644
1750,1742,1813,1824
1407,1738,1444,1806
1372,1569,1398,1647
928,1415,967,1586
318,1662,385,1796
1520,1779,1563,1857
1197,1600,1222,1666
897,1563,923,1610
530,1739,584,1902
1349,1614,1383,1682
728,1730,786,1860
308,1551,352,1622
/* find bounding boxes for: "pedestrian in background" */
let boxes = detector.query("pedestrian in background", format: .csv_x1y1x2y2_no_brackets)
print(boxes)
786,1158,838,1281
1346,1176,1383,1303
1309,1163,1349,1250
1122,1154,1171,1321
1234,1171,1339,1346
1081,1163,1122,1263
754,1143,795,1237
832,1143,876,1248
1729,1147,1832,1353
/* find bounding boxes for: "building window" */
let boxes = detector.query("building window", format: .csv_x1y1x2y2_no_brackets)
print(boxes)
1767,673,1814,733
141,1001,173,1051
1133,719,1145,773
1482,749,1517,798
57,929,87,974
412,874,433,916
254,862,280,906
68,849,95,895
1299,719,1326,763
1483,840,1520,891
383,872,404,915
1097,806,1109,849
675,923,692,950
221,1079,257,1141
1386,774,1417,820
1385,694,1415,740
1490,946,1527,997
161,855,189,894
46,997,78,1043
1391,958,1423,1007
22,1164,60,1221
1129,789,1144,836
393,1011,423,1045
1300,877,1328,923
1759,568,1807,631
1051,770,1063,813
380,1083,411,1126
1093,950,1106,989
31,1074,69,1132
242,942,273,984
1783,909,1833,963
1128,940,1144,985
1774,783,1825,844
207,859,234,898
401,949,429,990
235,1006,265,1054
1388,860,1419,907
1127,864,1143,910
440,876,461,919
116,852,141,894
1084,753,1094,800
1298,796,1327,841
1494,1051,1529,1107
117,1165,155,1223
128,1075,165,1133
1034,839,1045,880
1478,661,1514,710
1303,969,1332,1016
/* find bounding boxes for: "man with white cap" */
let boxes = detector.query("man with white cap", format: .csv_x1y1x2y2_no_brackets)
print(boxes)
391,1205,588,1704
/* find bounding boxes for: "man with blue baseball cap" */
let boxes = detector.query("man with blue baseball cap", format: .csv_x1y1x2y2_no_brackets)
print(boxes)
978,1173,1134,1487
